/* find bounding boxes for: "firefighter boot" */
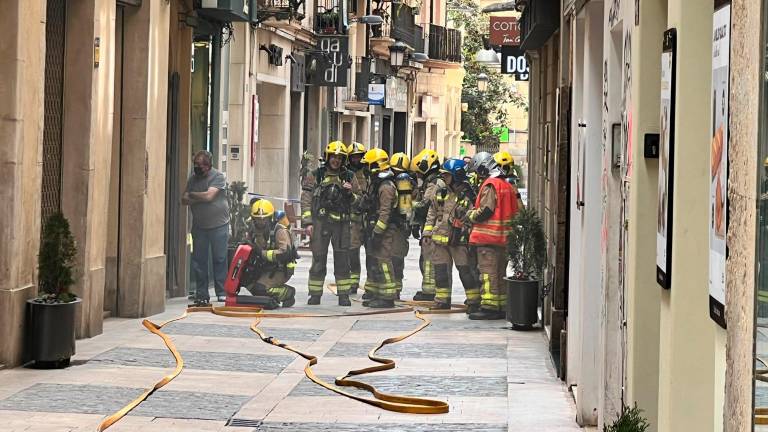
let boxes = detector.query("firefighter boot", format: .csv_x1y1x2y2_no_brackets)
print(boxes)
366,298,395,308
338,294,351,306
468,308,506,320
413,291,435,301
307,295,322,305
466,303,481,314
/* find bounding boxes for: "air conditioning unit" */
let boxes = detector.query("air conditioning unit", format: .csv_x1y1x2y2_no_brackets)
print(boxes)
196,0,253,22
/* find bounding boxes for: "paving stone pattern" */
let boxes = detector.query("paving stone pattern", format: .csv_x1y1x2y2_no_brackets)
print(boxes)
162,322,324,341
289,375,507,397
90,347,294,374
0,383,249,420
352,319,510,332
324,342,507,359
253,422,508,432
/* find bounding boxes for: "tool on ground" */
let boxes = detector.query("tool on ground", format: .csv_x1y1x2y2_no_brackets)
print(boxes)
224,243,280,308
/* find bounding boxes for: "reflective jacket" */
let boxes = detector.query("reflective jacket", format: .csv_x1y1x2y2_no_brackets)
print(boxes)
300,167,353,224
423,181,475,246
468,177,517,246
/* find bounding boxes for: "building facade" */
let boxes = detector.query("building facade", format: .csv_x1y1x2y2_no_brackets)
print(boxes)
523,0,764,430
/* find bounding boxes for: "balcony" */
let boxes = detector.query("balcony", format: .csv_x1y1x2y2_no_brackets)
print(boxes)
314,0,344,34
427,24,461,63
255,0,305,24
369,2,424,58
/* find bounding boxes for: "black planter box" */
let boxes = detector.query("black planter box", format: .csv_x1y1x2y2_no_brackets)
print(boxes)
27,298,80,368
505,277,539,328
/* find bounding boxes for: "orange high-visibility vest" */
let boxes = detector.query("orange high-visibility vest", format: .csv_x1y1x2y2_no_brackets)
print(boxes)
469,177,517,246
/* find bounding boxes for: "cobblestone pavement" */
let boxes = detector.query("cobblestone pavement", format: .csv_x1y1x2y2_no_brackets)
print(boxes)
0,240,582,431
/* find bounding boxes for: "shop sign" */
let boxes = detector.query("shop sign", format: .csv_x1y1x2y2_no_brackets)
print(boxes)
290,53,305,92
489,17,520,46
385,78,407,112
709,3,730,329
501,46,529,80
311,35,349,87
656,28,677,290
368,84,385,105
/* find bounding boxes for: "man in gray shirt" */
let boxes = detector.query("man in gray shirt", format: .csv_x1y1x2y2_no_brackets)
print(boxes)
182,150,230,305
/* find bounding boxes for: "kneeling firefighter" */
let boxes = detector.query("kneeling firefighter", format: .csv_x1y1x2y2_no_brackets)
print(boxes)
301,141,354,306
347,142,369,294
389,152,414,299
361,148,403,308
422,158,481,312
465,152,518,320
243,200,298,308
409,149,444,301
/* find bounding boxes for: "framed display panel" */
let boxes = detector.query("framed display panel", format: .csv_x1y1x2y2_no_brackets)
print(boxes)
656,28,676,289
709,2,730,329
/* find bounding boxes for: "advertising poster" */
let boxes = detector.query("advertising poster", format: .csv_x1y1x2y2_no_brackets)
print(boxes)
368,83,385,106
657,29,676,289
709,3,730,329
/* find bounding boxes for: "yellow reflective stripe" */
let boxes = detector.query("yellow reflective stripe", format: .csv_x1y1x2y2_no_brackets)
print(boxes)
382,263,393,283
329,213,342,221
376,220,387,230
433,235,449,244
424,225,433,231
287,262,296,269
266,251,275,262
472,226,512,235
302,211,311,217
482,220,513,226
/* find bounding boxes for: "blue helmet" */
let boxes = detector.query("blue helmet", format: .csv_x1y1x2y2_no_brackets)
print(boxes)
440,158,467,182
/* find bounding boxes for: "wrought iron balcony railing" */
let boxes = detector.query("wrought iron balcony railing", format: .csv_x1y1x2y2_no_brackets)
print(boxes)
427,24,461,62
314,0,343,34
256,0,305,22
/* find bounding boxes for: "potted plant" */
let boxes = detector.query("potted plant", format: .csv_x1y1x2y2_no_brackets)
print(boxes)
27,212,80,368
227,181,251,266
603,404,650,432
505,207,546,328
319,11,339,34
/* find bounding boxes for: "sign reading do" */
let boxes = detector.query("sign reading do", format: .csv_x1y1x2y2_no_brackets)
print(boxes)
489,17,520,46
501,45,529,81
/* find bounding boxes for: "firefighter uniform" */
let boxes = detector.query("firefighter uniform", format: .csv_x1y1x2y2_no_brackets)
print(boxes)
423,175,480,311
347,142,369,294
467,177,517,320
246,211,297,307
362,149,402,308
410,149,444,301
390,153,413,299
301,141,354,305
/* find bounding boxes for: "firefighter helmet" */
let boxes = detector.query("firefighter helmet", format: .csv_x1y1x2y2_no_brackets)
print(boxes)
468,151,497,178
251,199,275,219
325,141,348,161
347,142,366,156
411,149,440,175
440,158,467,182
390,152,411,173
363,148,390,173
494,151,514,176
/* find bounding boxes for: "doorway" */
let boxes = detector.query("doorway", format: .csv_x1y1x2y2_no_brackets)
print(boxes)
393,112,406,153
382,116,391,153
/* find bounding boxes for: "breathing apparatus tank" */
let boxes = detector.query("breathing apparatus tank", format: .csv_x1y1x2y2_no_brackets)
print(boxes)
395,172,413,221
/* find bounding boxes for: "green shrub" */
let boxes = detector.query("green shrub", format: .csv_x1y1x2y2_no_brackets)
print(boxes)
603,404,650,432
37,212,77,303
507,207,546,281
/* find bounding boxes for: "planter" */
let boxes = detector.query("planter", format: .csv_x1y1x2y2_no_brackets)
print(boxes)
27,298,81,368
504,277,538,328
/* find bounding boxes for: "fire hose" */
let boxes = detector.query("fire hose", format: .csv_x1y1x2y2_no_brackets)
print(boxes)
96,294,465,431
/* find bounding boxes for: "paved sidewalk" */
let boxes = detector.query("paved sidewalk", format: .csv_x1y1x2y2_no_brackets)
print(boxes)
0,240,581,431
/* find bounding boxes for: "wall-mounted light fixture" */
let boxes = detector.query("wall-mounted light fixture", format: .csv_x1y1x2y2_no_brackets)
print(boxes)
259,44,284,66
389,41,408,68
477,73,489,92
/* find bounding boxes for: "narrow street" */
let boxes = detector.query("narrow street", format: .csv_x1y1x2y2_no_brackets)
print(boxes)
0,241,580,431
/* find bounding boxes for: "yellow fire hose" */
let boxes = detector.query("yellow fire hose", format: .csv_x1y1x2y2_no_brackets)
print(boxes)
96,290,465,431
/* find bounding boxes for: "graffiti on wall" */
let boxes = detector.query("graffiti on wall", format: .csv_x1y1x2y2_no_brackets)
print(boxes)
608,0,622,27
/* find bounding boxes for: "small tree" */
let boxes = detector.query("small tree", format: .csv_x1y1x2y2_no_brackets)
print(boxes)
227,181,251,246
507,207,546,281
37,212,77,303
603,404,650,432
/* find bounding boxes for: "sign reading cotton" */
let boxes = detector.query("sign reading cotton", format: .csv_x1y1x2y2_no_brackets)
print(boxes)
489,17,520,46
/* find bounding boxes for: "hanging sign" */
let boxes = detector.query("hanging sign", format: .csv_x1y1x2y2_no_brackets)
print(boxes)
501,46,529,80
656,28,676,290
709,3,730,329
368,83,385,105
489,17,520,46
311,36,350,87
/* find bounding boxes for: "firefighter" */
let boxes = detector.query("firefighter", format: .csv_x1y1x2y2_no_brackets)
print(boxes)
347,142,368,295
409,149,444,301
466,151,492,195
361,148,401,308
245,200,297,308
300,141,354,306
494,151,526,210
422,158,481,312
389,152,414,299
465,152,518,320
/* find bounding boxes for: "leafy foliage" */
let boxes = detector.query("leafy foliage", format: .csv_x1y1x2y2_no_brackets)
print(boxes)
507,207,546,280
227,181,251,246
37,212,77,303
603,404,650,432
448,0,528,148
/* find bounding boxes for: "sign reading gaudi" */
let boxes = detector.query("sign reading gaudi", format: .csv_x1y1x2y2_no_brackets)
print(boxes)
312,36,350,87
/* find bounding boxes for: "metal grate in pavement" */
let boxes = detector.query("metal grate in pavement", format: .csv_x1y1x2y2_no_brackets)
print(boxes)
323,342,507,359
228,418,264,427
162,322,323,341
289,375,508,397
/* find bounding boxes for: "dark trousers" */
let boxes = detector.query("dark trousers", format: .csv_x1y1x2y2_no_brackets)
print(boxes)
191,224,229,301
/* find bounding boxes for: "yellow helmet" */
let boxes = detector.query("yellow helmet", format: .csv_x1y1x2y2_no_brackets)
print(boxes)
250,199,275,219
411,149,440,174
363,148,390,173
390,152,410,173
347,142,366,156
494,151,514,175
325,141,347,161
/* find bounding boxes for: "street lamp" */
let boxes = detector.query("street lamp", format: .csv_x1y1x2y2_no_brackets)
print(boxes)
389,41,408,68
477,73,489,92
